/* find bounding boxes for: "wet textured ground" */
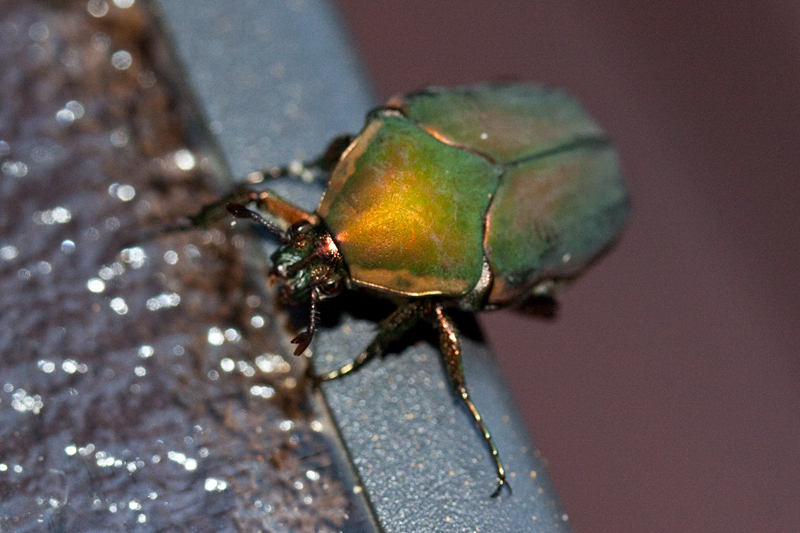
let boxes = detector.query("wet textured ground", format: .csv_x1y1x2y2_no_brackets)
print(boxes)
0,1,352,530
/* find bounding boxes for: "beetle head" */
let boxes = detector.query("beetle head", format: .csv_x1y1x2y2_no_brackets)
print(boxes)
270,220,347,304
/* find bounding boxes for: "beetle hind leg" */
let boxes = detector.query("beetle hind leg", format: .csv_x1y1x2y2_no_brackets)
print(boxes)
429,303,510,498
314,301,424,382
250,134,354,185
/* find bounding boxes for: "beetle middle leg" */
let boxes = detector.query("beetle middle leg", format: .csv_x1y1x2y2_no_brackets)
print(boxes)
316,299,510,497
314,300,425,382
428,302,510,498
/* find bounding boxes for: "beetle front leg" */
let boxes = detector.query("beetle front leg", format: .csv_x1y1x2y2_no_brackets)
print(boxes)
226,188,319,236
429,302,510,498
314,301,424,382
290,286,321,355
152,134,353,237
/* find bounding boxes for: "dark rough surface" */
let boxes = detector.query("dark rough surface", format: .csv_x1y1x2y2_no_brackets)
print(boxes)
0,1,353,530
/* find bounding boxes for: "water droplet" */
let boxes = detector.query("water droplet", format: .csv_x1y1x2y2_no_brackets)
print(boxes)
87,0,109,17
173,149,196,170
0,245,18,261
66,100,85,118
35,207,72,225
56,109,75,124
109,128,128,147
2,161,28,178
138,346,154,358
37,360,56,373
35,261,52,275
28,22,49,42
207,327,224,346
117,184,135,201
146,293,180,310
111,50,132,70
110,297,128,315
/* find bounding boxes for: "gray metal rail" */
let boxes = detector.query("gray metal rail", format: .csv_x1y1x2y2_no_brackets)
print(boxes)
152,1,572,530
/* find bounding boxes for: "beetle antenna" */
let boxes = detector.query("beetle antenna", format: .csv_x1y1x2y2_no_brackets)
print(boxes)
226,203,289,244
291,285,320,355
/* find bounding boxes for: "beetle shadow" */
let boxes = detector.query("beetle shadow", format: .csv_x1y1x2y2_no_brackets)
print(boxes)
285,292,559,362
511,294,560,320
283,290,396,343
282,292,482,362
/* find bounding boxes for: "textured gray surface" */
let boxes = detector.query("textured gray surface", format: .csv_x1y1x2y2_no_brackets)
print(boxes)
154,0,572,530
155,0,370,178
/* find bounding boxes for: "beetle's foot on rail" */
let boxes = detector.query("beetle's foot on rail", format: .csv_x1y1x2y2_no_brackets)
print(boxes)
491,474,511,498
291,330,314,356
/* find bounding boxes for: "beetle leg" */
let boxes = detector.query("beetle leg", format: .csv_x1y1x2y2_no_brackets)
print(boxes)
186,184,273,229
315,301,424,382
429,302,510,498
133,184,312,242
141,133,350,240
291,286,321,355
311,134,354,172
251,134,354,184
169,133,351,236
226,203,289,244
133,187,317,250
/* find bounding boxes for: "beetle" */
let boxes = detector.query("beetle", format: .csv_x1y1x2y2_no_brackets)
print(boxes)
192,84,629,497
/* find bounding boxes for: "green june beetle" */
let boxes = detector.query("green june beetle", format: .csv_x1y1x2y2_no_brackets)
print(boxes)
200,84,629,497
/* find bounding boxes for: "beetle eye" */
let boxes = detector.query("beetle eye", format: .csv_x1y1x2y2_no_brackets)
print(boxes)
324,279,344,296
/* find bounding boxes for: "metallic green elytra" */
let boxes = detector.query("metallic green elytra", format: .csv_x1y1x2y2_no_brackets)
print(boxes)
197,83,629,498
319,85,628,305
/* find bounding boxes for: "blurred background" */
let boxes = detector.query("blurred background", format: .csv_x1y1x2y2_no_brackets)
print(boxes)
335,1,800,531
